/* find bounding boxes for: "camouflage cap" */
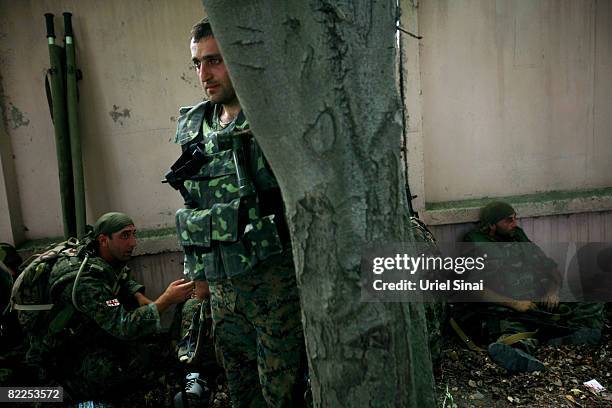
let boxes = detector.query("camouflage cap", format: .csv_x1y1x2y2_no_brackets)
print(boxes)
479,201,516,227
0,242,22,271
93,212,134,237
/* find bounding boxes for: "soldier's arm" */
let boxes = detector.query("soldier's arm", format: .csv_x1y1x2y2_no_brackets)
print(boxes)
134,291,153,306
124,278,145,296
71,273,163,340
153,279,194,314
479,288,536,312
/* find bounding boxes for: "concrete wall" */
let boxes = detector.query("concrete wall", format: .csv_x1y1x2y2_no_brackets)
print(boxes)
2,0,611,249
402,0,612,223
431,210,612,245
0,0,205,243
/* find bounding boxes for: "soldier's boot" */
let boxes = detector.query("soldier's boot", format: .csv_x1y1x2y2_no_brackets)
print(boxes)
488,342,545,372
173,372,210,408
548,328,601,346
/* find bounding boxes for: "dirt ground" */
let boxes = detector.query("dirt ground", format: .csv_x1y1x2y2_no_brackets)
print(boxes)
435,313,612,407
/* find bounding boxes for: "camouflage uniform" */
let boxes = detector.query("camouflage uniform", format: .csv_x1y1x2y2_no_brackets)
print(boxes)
175,297,220,374
173,101,306,407
42,254,168,399
462,226,604,351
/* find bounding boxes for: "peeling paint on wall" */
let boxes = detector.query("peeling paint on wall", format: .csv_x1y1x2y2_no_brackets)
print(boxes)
6,102,30,130
109,104,131,126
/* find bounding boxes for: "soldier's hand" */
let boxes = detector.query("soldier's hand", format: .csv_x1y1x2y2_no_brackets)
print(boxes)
154,279,193,313
509,300,536,313
541,290,560,311
165,279,194,303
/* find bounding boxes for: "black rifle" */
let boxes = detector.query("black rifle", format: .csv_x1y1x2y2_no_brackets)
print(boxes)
163,129,256,207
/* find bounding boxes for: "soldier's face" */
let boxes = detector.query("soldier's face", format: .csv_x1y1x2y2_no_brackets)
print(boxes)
191,36,237,105
100,225,137,263
494,214,517,237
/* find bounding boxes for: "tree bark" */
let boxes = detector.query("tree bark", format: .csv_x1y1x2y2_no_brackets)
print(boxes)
202,1,435,406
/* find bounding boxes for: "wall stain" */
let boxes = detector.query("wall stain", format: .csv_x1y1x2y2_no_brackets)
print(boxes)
180,72,199,89
109,104,131,126
7,102,30,129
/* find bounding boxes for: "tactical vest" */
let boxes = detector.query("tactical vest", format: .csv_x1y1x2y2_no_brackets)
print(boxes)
173,102,286,281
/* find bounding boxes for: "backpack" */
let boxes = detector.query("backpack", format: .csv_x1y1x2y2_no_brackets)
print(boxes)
10,238,90,365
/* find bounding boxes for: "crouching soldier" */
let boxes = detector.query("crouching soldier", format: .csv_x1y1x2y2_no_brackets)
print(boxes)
35,212,193,401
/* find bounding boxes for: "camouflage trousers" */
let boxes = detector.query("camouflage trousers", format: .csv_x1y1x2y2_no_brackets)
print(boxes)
56,337,176,400
487,302,605,352
209,254,307,408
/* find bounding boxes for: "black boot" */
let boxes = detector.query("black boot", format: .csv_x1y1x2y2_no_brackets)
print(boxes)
488,342,545,372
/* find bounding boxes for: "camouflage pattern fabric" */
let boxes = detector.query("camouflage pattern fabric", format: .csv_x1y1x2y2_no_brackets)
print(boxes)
479,303,604,353
459,226,604,349
40,255,165,399
464,226,558,299
175,297,220,375
209,254,306,408
60,339,174,399
173,101,286,282
173,102,306,405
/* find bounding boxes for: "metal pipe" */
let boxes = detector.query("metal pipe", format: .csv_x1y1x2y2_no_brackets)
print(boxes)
63,12,86,239
45,13,75,238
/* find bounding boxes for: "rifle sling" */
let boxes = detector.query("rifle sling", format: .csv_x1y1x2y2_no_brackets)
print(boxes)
450,317,484,352
498,331,538,345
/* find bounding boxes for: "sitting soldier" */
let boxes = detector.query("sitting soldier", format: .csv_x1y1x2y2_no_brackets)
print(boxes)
37,212,193,400
459,201,604,372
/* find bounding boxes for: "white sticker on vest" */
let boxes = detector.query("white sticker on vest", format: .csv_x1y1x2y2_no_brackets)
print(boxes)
105,299,120,307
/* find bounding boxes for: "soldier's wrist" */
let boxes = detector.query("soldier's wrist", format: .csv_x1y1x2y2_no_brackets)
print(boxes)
154,295,171,314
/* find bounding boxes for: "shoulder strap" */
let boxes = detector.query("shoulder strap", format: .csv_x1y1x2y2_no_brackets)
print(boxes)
70,254,90,313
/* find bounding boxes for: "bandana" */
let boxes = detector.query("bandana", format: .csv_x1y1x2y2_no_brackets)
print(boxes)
93,212,134,237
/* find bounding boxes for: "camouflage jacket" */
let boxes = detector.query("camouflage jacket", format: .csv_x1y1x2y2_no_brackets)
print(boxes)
173,101,289,281
463,226,558,299
45,255,161,353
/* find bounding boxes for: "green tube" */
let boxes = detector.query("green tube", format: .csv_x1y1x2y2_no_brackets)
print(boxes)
63,12,86,239
45,13,75,239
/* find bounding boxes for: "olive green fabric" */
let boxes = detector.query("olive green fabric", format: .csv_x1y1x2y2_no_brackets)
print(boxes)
174,298,221,377
172,101,306,406
209,255,306,408
479,201,515,228
40,255,163,399
459,224,605,356
173,101,286,282
93,212,134,237
464,226,557,299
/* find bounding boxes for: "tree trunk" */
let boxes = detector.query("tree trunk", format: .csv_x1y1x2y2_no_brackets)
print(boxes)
202,1,435,406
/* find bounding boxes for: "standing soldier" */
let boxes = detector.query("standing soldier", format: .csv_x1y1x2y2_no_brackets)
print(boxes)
166,17,308,407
